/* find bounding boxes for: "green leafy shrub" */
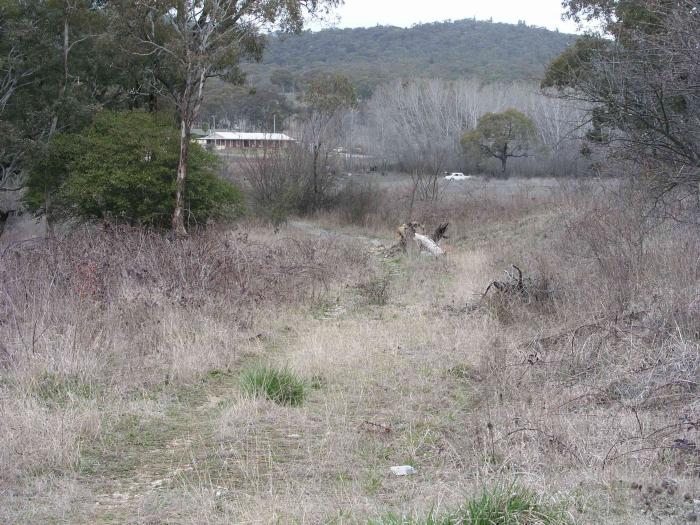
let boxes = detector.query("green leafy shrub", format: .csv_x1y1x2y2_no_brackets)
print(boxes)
25,110,244,228
461,109,539,175
240,366,306,406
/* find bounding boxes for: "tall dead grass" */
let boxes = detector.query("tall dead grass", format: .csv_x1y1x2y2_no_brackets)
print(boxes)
0,224,372,489
2,176,698,523
315,176,565,242
457,178,700,507
313,175,700,521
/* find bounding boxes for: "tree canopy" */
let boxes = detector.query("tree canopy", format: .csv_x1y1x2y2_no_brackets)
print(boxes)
461,109,538,174
111,0,340,234
0,0,341,234
245,18,577,96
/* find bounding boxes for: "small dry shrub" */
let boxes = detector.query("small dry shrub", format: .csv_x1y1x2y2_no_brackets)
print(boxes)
482,292,520,325
331,180,388,227
480,263,558,325
357,275,391,306
240,145,335,222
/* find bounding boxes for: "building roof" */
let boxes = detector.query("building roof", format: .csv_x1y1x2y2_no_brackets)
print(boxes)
203,132,295,141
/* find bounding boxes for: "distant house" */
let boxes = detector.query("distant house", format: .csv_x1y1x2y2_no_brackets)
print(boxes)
197,131,295,150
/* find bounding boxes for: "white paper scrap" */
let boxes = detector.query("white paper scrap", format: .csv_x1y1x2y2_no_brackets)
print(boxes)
390,465,416,476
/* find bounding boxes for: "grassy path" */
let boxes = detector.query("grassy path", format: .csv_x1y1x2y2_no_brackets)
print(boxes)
80,372,242,522
79,222,394,523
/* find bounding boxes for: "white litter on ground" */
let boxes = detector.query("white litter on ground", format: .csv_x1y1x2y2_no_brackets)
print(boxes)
390,465,417,476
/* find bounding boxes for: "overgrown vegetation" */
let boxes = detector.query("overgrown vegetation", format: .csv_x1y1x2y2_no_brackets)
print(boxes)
1,0,698,522
543,0,699,204
25,111,244,228
2,178,699,523
0,0,340,235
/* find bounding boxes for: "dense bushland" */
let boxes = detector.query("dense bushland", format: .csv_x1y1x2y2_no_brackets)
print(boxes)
246,18,576,93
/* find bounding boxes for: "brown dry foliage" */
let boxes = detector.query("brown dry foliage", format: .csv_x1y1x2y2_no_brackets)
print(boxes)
466,179,700,492
1,177,699,523
0,224,371,379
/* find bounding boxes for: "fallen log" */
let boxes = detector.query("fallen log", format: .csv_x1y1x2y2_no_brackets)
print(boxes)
414,233,444,256
430,222,449,243
386,221,447,257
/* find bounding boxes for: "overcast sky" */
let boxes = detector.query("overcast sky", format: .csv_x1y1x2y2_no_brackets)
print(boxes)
312,0,581,34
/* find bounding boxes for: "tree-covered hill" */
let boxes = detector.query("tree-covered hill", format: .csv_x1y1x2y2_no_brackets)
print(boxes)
246,18,578,96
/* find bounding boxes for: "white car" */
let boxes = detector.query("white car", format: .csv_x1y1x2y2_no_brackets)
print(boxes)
444,172,471,181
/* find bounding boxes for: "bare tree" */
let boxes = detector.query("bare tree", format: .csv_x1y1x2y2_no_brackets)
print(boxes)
241,142,315,224
544,0,700,201
361,79,588,183
299,73,357,208
367,80,461,201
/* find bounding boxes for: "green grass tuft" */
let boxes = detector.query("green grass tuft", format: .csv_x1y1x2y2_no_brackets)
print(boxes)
33,372,102,405
371,484,570,525
240,365,306,406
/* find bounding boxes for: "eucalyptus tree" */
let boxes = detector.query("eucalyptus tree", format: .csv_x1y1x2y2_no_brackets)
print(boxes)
0,0,110,234
114,0,341,235
461,109,539,175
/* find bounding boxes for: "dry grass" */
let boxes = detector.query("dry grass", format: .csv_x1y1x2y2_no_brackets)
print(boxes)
1,177,699,524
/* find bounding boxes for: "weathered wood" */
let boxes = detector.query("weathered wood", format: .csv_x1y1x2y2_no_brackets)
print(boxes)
393,222,446,256
483,265,527,298
414,233,444,256
431,222,449,243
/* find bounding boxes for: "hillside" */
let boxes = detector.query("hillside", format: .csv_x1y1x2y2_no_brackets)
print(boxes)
246,18,578,95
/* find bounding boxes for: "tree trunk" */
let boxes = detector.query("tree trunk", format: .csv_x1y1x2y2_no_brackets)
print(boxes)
148,85,158,113
406,173,418,223
171,67,206,236
431,170,439,202
312,143,320,208
0,209,9,240
45,11,71,238
49,13,70,137
413,233,444,256
172,118,189,236
501,143,508,174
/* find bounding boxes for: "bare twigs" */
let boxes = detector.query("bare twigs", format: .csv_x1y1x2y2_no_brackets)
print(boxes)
483,264,526,299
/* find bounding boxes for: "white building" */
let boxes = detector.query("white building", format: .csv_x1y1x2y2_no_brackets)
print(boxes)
198,132,295,150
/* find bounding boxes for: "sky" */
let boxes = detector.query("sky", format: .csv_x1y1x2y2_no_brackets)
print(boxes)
312,0,582,34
